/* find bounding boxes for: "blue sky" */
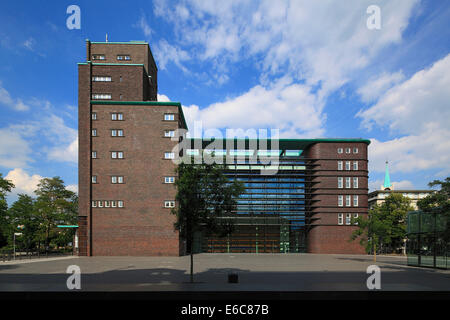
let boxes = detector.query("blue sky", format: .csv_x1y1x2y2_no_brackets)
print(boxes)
0,0,449,202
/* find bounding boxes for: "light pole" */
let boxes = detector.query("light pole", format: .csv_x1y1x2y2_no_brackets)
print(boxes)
13,233,22,260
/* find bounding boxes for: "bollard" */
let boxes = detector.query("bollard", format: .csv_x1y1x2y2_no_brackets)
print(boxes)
228,273,239,283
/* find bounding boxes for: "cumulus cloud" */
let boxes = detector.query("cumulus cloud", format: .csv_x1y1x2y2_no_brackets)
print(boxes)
5,168,43,196
153,39,190,72
0,128,33,168
357,71,405,103
360,54,450,175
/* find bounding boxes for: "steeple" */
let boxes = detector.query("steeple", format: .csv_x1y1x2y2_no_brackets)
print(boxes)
383,161,392,190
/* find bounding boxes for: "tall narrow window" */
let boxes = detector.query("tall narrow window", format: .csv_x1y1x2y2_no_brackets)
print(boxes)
92,129,97,137
353,213,359,225
91,112,97,120
338,195,343,207
92,151,97,159
337,148,343,154
338,177,343,189
346,195,351,207
118,200,124,208
346,213,352,225
91,201,97,208
353,161,358,170
353,177,358,189
345,177,351,188
345,148,351,154
338,161,343,171
345,161,351,170
92,176,97,184
338,213,344,225
353,195,359,207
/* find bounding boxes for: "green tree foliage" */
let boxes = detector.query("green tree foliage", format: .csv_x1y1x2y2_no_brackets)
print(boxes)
7,194,37,251
0,174,15,248
172,161,245,282
34,177,78,251
351,193,414,256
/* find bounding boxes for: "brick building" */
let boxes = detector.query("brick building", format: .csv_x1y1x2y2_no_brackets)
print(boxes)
77,40,370,256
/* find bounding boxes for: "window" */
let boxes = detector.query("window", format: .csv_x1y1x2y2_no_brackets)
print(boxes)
353,213,359,225
111,176,124,184
353,195,359,207
91,201,97,208
98,201,103,208
338,213,344,225
338,195,343,207
111,113,124,121
92,94,111,100
92,151,97,159
345,148,351,154
119,76,123,82
338,161,343,171
338,177,343,189
346,195,351,207
104,201,110,208
111,151,124,159
353,147,359,154
345,177,351,188
337,148,343,154
111,129,124,137
91,112,97,120
164,130,175,137
353,177,358,189
346,213,352,225
92,76,111,82
164,177,175,184
353,161,358,171
92,54,105,60
345,161,351,170
117,55,131,61
164,114,175,121
118,200,124,208
164,152,175,159
92,129,97,137
164,201,175,208
92,176,97,184
119,94,123,100
111,201,116,208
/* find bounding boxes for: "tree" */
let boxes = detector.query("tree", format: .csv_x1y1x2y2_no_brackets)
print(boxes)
34,177,77,252
172,161,245,282
350,193,414,261
0,173,15,249
7,194,38,252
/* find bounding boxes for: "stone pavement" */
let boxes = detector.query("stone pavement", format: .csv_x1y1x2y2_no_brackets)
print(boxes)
0,253,449,291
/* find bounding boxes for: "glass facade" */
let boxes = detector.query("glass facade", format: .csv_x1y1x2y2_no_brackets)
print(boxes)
406,211,449,269
192,153,309,254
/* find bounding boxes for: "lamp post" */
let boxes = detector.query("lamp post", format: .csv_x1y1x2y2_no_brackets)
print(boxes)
13,233,23,260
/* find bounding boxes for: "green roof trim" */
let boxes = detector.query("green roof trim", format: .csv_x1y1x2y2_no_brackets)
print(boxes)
91,100,188,129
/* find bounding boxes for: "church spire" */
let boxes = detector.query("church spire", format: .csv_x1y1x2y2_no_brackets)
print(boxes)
383,161,392,190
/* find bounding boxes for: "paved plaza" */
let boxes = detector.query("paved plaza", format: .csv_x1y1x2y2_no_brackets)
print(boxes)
0,253,449,291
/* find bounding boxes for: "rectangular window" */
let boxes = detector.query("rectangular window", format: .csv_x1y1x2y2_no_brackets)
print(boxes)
111,201,116,208
111,176,117,184
111,113,124,121
164,130,175,137
92,129,97,137
345,161,351,170
92,94,111,100
118,200,124,208
91,201,97,208
164,177,175,184
353,161,358,171
164,201,175,208
164,114,175,121
92,54,105,60
338,177,343,189
164,152,175,159
338,213,344,225
104,201,110,208
346,213,352,225
345,148,351,154
353,195,359,207
345,177,351,188
338,195,343,207
346,195,351,207
353,177,358,189
111,152,124,159
337,148,343,154
91,112,97,120
98,201,103,208
92,176,97,184
92,76,111,82
92,151,97,159
338,161,343,171
353,147,359,154
117,55,131,61
118,176,123,184
111,129,124,137
111,176,124,184
353,213,359,225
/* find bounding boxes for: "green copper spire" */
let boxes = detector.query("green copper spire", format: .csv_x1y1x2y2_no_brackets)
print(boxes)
383,161,391,189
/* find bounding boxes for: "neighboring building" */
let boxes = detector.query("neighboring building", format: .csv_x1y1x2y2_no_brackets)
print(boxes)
77,40,370,256
368,161,434,210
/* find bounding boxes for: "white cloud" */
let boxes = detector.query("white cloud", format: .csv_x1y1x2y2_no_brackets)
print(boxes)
66,184,78,194
5,168,43,196
157,93,171,102
135,14,152,37
153,39,190,72
357,71,405,103
0,128,32,168
22,37,35,51
361,54,450,176
0,82,30,111
48,137,78,163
